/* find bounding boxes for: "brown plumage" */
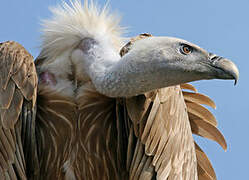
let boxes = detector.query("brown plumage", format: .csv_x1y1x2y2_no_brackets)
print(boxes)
0,1,239,180
0,41,38,179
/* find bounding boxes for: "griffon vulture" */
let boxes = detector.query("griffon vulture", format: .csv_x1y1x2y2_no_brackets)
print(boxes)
0,1,239,180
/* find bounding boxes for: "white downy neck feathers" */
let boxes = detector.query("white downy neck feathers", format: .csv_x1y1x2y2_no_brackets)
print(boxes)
39,0,124,61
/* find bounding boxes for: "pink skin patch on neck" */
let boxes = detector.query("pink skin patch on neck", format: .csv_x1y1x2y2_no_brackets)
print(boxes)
39,71,57,86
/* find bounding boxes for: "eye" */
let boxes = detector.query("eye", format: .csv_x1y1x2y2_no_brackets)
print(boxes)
180,44,193,55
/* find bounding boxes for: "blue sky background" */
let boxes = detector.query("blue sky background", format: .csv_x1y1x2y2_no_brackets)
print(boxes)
0,0,248,179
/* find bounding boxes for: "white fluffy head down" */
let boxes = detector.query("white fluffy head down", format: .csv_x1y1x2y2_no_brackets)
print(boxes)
39,0,124,59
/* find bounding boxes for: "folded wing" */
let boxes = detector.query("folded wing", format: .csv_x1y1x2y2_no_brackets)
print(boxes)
0,41,38,179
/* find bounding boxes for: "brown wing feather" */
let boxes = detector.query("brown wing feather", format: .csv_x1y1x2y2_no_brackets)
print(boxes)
190,117,227,151
183,86,227,179
183,87,227,150
0,41,38,179
124,87,198,180
180,83,197,92
186,101,217,127
182,91,216,109
195,143,216,180
122,85,226,180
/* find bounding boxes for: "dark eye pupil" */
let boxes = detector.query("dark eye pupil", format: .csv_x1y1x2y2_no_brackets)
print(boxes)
184,46,190,53
181,45,192,55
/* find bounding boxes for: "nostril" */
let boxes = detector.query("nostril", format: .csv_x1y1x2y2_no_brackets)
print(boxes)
211,56,223,61
209,53,223,61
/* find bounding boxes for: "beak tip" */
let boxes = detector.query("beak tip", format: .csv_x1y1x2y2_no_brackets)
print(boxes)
232,66,239,86
213,57,239,85
234,79,237,86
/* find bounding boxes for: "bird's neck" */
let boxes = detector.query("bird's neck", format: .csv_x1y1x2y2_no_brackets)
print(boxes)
89,55,159,97
86,47,179,97
84,46,151,97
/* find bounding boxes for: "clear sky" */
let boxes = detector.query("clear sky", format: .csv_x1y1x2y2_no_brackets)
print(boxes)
0,0,248,179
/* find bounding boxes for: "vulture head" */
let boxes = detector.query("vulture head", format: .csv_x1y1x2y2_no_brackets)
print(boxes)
38,0,239,98
123,36,238,82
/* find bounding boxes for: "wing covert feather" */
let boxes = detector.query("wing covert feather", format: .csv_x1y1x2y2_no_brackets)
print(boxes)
195,143,216,180
180,83,197,92
0,41,38,179
190,117,227,151
124,87,198,180
186,102,217,127
182,92,216,109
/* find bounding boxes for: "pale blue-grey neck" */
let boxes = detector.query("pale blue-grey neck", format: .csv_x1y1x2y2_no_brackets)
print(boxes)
87,47,177,97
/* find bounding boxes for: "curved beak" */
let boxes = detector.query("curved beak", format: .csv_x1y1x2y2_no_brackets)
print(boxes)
209,54,239,85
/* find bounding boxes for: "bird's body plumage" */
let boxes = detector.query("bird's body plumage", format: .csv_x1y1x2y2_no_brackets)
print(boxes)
0,1,238,180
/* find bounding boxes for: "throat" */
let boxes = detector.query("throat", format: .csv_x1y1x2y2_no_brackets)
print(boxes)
40,71,57,86
38,70,76,97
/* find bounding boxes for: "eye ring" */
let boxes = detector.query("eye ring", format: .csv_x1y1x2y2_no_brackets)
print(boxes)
180,44,193,55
